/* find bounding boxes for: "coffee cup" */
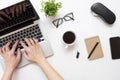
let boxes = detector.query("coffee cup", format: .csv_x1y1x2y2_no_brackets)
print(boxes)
62,31,76,48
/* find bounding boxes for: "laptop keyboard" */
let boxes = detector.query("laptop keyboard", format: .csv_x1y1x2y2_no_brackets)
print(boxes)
0,24,44,49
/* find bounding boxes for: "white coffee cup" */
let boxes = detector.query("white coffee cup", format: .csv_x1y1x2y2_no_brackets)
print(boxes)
62,31,76,48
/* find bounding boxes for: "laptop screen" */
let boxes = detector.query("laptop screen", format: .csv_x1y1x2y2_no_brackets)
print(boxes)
0,0,39,36
0,0,24,10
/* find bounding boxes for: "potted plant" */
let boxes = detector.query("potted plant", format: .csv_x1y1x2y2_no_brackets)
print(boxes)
41,0,62,16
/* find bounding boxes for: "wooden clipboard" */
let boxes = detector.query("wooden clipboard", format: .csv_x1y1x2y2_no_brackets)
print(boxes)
85,36,104,60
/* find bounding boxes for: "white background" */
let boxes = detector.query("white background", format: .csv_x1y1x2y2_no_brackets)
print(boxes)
0,0,120,80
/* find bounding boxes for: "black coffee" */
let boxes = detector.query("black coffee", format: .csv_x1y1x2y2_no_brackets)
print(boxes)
63,31,75,44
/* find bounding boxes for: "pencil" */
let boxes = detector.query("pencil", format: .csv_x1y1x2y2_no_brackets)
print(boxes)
88,42,99,59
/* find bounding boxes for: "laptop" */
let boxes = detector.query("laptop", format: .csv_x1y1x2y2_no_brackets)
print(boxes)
0,0,53,69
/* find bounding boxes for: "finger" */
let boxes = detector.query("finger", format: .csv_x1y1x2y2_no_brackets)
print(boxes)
29,38,35,45
0,48,4,57
10,6,15,18
5,8,10,14
11,40,19,52
0,48,1,53
0,48,2,55
23,51,29,60
5,41,11,51
24,38,32,46
20,41,28,50
0,17,4,22
16,48,22,60
5,41,11,47
2,46,6,53
18,4,22,14
33,38,38,44
15,5,19,16
0,11,11,19
22,2,26,12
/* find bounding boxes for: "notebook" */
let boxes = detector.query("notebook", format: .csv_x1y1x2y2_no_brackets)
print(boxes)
85,36,104,60
110,37,120,59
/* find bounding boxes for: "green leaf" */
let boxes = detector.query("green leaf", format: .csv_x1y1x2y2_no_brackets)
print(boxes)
41,0,62,16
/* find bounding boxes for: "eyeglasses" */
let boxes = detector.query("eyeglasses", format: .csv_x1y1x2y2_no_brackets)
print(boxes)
52,12,74,28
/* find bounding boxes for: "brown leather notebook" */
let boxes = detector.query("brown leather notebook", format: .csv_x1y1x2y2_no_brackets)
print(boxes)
85,36,104,60
110,37,120,59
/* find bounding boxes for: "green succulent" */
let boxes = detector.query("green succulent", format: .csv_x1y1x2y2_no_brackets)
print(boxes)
41,0,62,16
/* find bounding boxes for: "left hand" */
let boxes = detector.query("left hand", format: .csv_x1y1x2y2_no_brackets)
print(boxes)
0,41,21,71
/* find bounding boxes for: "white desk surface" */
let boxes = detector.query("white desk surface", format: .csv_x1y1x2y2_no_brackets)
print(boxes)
0,0,120,80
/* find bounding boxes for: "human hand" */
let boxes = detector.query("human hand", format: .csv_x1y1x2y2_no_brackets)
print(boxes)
0,41,21,72
0,11,11,23
20,38,45,64
9,2,26,17
20,38,64,80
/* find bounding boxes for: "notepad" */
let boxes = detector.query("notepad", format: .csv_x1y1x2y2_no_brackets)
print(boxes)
110,37,120,59
85,36,104,60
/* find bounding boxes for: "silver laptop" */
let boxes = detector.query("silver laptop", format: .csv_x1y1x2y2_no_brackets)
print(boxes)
0,0,53,69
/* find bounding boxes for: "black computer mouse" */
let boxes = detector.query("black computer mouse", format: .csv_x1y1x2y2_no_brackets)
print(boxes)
91,2,116,24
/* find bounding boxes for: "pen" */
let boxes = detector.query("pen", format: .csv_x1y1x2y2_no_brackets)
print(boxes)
88,42,99,59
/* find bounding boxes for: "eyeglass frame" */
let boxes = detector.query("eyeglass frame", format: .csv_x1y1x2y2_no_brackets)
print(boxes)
52,12,74,28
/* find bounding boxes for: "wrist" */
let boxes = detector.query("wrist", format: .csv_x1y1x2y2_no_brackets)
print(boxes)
36,58,47,66
2,67,14,80
3,68,14,77
5,67,15,74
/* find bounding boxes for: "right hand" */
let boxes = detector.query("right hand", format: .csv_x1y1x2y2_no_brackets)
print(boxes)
0,11,11,23
20,38,46,63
